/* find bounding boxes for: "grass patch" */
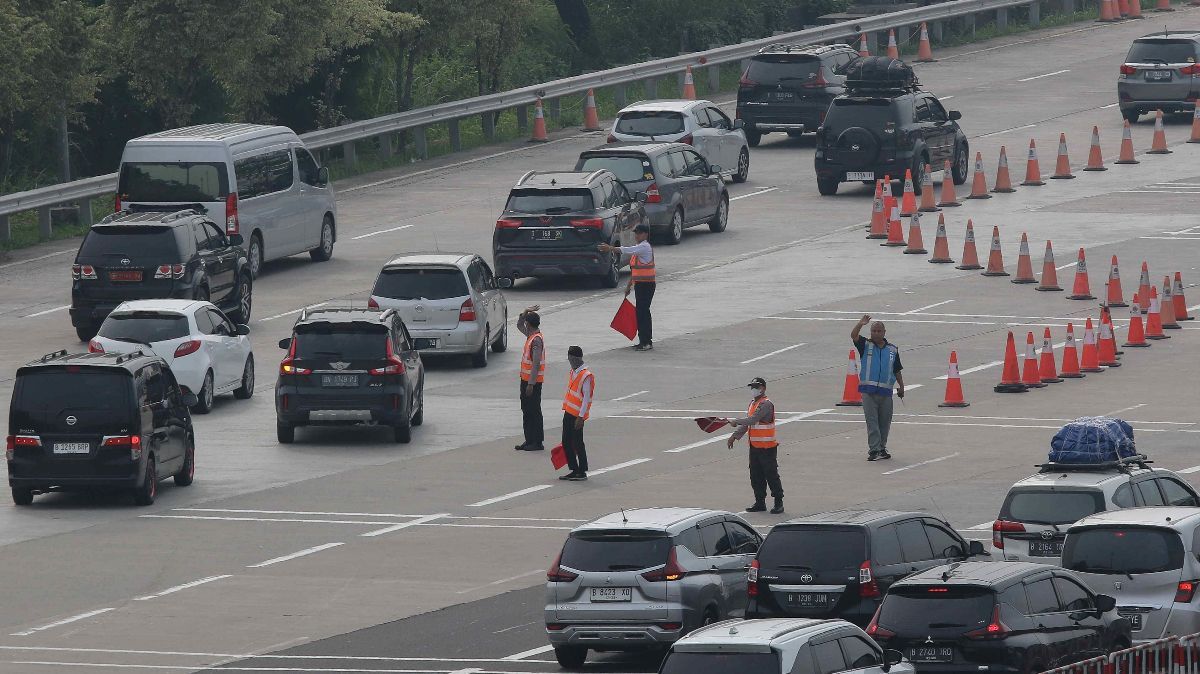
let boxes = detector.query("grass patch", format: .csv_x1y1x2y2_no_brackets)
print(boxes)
1,197,112,252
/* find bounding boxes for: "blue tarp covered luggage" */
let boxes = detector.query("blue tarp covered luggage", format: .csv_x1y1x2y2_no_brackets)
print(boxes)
1048,417,1136,463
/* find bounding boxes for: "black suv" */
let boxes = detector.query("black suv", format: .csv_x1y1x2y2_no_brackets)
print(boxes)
747,510,985,626
737,43,859,146
493,170,647,288
868,562,1130,673
70,207,253,342
7,349,198,506
275,305,424,444
814,57,969,196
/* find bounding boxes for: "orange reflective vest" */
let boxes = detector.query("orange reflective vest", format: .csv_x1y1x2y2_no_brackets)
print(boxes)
630,250,656,283
562,367,595,420
520,331,545,383
747,396,776,449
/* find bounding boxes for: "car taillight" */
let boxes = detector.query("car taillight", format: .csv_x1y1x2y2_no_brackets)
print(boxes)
279,338,312,375
866,605,895,639
1177,581,1199,603
495,218,522,229
174,340,201,358
155,265,172,279
965,605,1010,639
459,298,476,321
859,560,880,598
1120,64,1137,76
367,297,379,309
739,70,757,87
679,133,693,145
171,263,185,279
88,340,104,353
569,218,604,229
546,623,566,631
71,264,81,280
659,622,683,630
992,519,1025,549
1181,64,1199,76
547,551,578,582
747,559,760,597
642,547,685,582
645,183,662,204
369,337,406,375
606,133,618,143
75,264,96,280
6,435,41,460
102,434,142,460
225,193,239,234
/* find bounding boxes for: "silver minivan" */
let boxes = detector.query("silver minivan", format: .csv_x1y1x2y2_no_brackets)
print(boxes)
117,123,338,278
1117,32,1200,123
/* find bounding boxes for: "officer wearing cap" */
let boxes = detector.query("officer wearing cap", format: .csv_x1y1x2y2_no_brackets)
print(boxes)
598,224,655,351
724,377,784,514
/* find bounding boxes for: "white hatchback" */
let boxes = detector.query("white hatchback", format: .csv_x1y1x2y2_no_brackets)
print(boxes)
89,299,254,414
609,100,750,183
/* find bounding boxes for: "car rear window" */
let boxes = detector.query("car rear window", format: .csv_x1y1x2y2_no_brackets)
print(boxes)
825,99,900,133
118,162,229,202
373,268,469,301
79,226,183,260
294,323,388,360
878,586,995,630
615,111,686,137
558,531,671,572
576,155,653,183
1001,489,1105,525
99,312,190,343
745,55,821,85
660,652,781,674
1062,527,1184,574
757,526,865,570
1127,40,1198,64
15,368,130,414
505,188,593,214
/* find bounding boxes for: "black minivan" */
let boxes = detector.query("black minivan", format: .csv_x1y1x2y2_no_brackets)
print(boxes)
7,350,198,506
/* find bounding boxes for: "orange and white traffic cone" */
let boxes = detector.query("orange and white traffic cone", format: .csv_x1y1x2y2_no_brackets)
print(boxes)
882,201,905,247
1149,110,1171,154
1079,318,1104,373
992,146,1016,193
1060,323,1085,378
1116,0,1130,18
1022,332,1047,388
900,168,918,216
981,226,1008,277
1037,240,1062,291
868,181,887,239
1161,276,1181,329
1101,302,1123,357
938,160,961,207
681,65,697,100
1146,286,1169,339
1040,328,1063,383
956,219,983,270
886,29,899,59
1098,0,1116,21
917,23,936,62
836,350,863,406
904,211,927,254
929,213,954,264
995,332,1029,392
1128,0,1143,18
1106,256,1127,306
939,351,969,407
1138,262,1153,313
1012,233,1036,284
1155,0,1174,11
1083,126,1107,171
1189,107,1200,143
1051,133,1075,179
966,152,992,199
1097,308,1121,367
1067,248,1095,300
1174,272,1193,320
919,164,939,212
1022,139,1046,186
583,89,601,131
530,98,549,142
1124,294,1149,347
859,33,871,57
1116,121,1139,164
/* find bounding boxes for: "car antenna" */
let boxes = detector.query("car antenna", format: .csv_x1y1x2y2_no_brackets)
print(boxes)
620,508,628,524
928,495,950,526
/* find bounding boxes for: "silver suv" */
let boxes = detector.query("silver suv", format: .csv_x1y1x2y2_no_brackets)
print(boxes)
1117,31,1200,123
544,507,762,669
1063,507,1200,641
994,456,1199,564
659,618,912,674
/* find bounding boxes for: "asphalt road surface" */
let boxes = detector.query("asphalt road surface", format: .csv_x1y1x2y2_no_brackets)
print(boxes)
1,13,1200,674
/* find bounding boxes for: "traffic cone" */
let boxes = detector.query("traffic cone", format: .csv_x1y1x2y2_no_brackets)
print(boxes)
956,220,983,270
1124,294,1149,347
1174,272,1193,320
1012,233,1036,284
1106,256,1127,307
1116,121,1139,164
938,160,961,207
992,146,1016,193
939,351,969,407
904,211,927,254
1098,0,1115,21
917,23,936,62
1083,126,1107,171
1040,328,1063,383
1067,248,1095,300
836,350,863,406
929,213,954,264
1037,240,1062,291
1097,309,1121,367
868,181,887,238
1051,133,1075,179
995,332,1029,392
966,152,992,199
1155,0,1175,11
981,226,1008,277
919,164,939,212
1021,332,1047,388
1102,300,1124,357
1116,0,1130,18
1146,286,1169,339
1138,262,1153,312
1079,318,1104,372
1149,110,1171,153
530,98,549,142
886,29,899,59
1189,107,1200,142
1161,276,1180,329
1060,323,1085,378
583,89,601,131
681,65,697,100
1022,139,1046,186
882,201,906,247
900,168,918,216
1128,0,1143,17
859,33,871,57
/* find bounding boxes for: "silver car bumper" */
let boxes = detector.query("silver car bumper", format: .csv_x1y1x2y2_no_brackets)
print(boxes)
755,123,806,131
546,623,684,648
407,324,484,355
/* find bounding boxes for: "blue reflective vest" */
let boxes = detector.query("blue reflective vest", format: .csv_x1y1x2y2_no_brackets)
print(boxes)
858,340,899,396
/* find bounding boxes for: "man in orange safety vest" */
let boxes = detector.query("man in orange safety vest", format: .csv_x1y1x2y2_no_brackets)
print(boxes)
560,345,595,481
725,377,783,514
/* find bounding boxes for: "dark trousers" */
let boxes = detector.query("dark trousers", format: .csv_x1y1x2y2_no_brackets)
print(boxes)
634,282,655,345
748,446,784,503
562,411,587,473
519,380,543,446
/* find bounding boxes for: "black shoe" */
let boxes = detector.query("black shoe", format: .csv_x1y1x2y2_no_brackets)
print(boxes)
520,444,545,451
515,443,527,450
634,343,653,351
567,472,587,481
878,451,892,460
867,452,879,462
559,472,577,480
770,500,785,515
746,502,767,512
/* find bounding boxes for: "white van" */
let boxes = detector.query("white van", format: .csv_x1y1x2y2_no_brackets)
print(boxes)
117,124,338,278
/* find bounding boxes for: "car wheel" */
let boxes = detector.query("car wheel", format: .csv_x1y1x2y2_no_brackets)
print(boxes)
233,354,254,399
393,418,412,443
192,370,215,414
133,456,157,506
277,421,295,444
952,143,970,185
1122,109,1140,124
472,327,489,368
193,285,209,302
733,147,750,183
229,273,252,323
491,315,508,353
174,439,195,487
554,646,587,670
663,209,683,245
817,178,839,196
310,216,334,262
74,323,96,343
411,383,424,426
600,252,619,288
746,130,762,147
911,154,928,196
248,233,264,279
11,487,33,506
708,195,729,233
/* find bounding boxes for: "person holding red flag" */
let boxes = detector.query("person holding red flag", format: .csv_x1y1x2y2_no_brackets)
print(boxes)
724,377,784,514
515,305,545,452
559,346,595,481
599,224,655,351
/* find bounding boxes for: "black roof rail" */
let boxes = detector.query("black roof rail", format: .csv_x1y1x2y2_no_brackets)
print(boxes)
37,349,69,363
299,303,379,321
114,350,147,365
1036,454,1151,474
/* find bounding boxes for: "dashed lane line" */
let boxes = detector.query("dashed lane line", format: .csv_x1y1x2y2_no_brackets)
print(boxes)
1179,466,1200,475
258,302,327,322
10,608,115,637
882,452,961,475
664,409,833,453
902,299,954,314
502,645,555,661
9,662,583,672
161,508,588,522
246,542,344,568
978,124,1036,139
730,186,778,201
0,646,559,664
610,390,649,402
741,342,805,364
588,457,653,476
351,223,414,240
23,304,70,318
455,570,546,595
361,513,448,538
466,485,553,508
133,575,232,601
0,249,73,271
1017,69,1070,82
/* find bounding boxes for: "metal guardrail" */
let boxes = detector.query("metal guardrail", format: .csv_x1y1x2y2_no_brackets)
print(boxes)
0,0,1077,241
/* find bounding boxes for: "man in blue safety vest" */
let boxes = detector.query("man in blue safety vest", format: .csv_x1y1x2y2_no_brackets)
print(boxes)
851,315,905,461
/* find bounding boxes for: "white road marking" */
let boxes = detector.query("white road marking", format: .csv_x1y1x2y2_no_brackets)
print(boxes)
1178,466,1200,474
589,457,653,476
259,302,327,322
467,485,553,508
503,645,555,661
643,410,1194,426
456,570,546,595
362,513,449,538
730,186,778,201
1103,403,1147,417
932,342,1064,380
10,608,115,636
664,409,833,453
10,663,503,672
1100,103,1120,109
902,299,954,314
1139,236,1200,241
1018,69,1070,82
0,646,561,664
133,575,232,601
144,514,405,526
1123,191,1200,196
968,522,995,530
977,124,1036,139
1055,261,1076,270
246,542,344,568
764,316,1048,327
168,508,587,522
610,390,649,401
0,249,72,270
882,452,961,475
903,384,924,392
741,342,805,364
23,304,70,318
937,96,954,101
351,224,414,240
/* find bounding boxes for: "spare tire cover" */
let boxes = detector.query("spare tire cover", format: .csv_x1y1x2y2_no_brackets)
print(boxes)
836,127,880,166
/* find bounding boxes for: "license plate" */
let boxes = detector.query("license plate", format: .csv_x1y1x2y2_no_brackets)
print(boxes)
1120,611,1144,631
846,171,874,181
1028,540,1064,557
533,229,562,241
772,91,795,100
908,647,954,663
1146,70,1172,81
786,592,830,608
321,374,359,388
53,442,91,455
413,338,438,349
589,587,632,602
108,270,143,282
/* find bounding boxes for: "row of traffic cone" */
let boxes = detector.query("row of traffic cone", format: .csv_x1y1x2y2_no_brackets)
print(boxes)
858,24,937,62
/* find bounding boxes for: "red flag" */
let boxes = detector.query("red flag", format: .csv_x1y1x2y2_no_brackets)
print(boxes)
695,417,729,433
610,299,638,340
550,444,567,470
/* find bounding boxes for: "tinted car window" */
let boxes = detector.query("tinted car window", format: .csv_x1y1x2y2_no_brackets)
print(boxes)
1000,585,1030,614
505,188,593,214
1159,478,1199,506
745,56,821,85
872,524,903,566
1127,40,1199,63
1002,489,1105,525
296,148,321,186
660,652,780,674
1053,577,1093,611
15,369,129,414
118,162,228,202
925,522,964,558
79,226,183,260
914,99,931,122
825,99,900,134
726,522,760,554
559,531,670,572
99,312,190,343
194,308,215,334
1136,481,1165,506
236,149,293,199
707,107,732,129
680,149,709,176
927,98,949,121
812,641,845,674
293,324,388,360
896,519,934,562
373,268,470,301
676,527,706,558
1062,527,1185,574
615,111,686,136
657,152,683,178
207,308,234,335
1113,483,1134,508
701,522,734,556
878,586,994,629
1026,578,1060,614
839,636,880,668
577,155,653,183
758,526,864,570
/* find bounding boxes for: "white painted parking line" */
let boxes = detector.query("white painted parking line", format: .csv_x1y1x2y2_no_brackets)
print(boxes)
246,542,344,568
730,186,778,201
1018,69,1069,82
882,452,961,475
1179,466,1200,475
134,575,232,601
23,304,70,318
610,390,649,402
0,249,72,270
589,458,653,476
663,409,833,453
902,299,954,314
351,224,414,240
977,124,1036,139
362,513,449,538
467,485,553,508
259,302,327,322
10,608,115,637
502,645,555,661
741,342,805,364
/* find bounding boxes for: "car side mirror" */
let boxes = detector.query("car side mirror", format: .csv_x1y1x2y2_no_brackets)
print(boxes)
1095,594,1117,613
278,337,291,350
733,119,745,129
633,191,648,203
882,649,905,672
968,540,987,556
317,165,330,187
236,324,250,336
948,110,962,121
228,233,244,247
709,164,723,175
181,392,199,407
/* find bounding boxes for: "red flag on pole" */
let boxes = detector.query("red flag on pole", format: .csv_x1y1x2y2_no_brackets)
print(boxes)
610,299,638,340
550,444,568,470
695,417,729,433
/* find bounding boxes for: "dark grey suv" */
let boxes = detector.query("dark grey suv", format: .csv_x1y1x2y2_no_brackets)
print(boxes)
1118,31,1200,122
737,43,859,146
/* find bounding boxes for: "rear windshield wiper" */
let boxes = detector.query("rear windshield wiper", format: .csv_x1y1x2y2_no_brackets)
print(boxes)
542,207,572,215
777,76,814,81
607,564,647,571
928,622,968,628
111,337,151,345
